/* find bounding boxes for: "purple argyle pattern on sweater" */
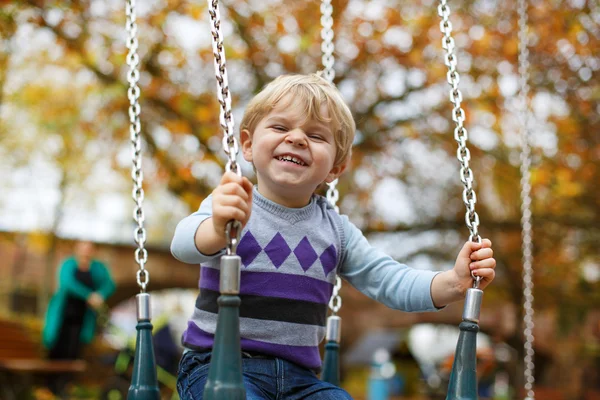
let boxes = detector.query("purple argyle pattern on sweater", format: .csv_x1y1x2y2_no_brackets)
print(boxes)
294,237,318,272
237,231,261,267
236,230,336,275
264,233,291,268
320,244,337,276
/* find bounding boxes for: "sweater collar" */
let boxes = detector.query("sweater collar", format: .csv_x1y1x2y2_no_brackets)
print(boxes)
253,186,316,224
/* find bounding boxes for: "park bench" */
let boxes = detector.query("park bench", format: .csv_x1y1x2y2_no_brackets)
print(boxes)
0,318,86,399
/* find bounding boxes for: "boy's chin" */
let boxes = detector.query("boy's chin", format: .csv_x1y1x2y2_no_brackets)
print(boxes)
260,180,320,197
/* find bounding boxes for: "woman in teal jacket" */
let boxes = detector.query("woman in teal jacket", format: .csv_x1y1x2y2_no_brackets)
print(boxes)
42,241,116,358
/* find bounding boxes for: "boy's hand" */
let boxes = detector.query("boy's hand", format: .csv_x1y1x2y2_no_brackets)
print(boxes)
211,171,253,239
454,238,496,291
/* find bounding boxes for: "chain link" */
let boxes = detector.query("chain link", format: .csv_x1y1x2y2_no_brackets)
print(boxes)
126,0,149,292
328,276,342,314
437,1,481,286
320,0,342,314
518,0,535,398
208,0,242,252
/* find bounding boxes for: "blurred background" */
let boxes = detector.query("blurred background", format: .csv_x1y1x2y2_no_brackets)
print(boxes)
0,0,598,399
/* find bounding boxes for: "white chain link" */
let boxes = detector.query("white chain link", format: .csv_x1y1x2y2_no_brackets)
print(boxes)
126,0,149,292
320,0,342,315
321,0,340,215
518,0,535,398
437,1,482,287
207,0,242,251
320,0,335,83
328,276,342,314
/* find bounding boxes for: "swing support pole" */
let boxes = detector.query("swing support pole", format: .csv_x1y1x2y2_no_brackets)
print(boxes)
446,285,483,400
321,316,342,385
128,293,160,400
203,253,246,400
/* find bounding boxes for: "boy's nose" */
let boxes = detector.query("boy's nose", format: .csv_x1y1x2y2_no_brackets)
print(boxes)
285,130,307,147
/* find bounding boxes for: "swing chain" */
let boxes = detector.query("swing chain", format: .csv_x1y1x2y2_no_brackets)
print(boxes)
320,0,335,83
208,0,243,253
518,0,535,398
437,1,482,287
321,0,343,316
208,0,240,176
126,0,149,292
320,0,340,214
328,276,342,314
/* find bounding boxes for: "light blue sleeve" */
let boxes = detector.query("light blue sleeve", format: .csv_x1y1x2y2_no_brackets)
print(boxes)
170,195,226,264
339,215,441,312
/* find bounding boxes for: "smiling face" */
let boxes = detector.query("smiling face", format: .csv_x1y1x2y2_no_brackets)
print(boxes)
241,95,345,207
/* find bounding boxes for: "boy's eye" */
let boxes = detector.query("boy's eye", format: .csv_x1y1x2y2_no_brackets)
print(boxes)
309,134,324,141
272,125,287,132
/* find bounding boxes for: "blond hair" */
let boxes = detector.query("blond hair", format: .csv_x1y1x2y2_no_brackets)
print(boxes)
240,73,355,168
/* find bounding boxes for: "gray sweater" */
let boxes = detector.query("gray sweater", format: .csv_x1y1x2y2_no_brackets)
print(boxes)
171,187,439,370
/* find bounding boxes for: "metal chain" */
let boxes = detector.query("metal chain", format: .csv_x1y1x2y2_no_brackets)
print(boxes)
207,0,242,252
320,0,342,315
518,0,535,398
320,0,335,83
437,1,482,287
321,0,340,215
126,0,149,292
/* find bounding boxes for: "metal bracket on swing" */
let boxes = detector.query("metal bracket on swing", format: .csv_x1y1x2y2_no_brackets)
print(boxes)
220,221,242,295
463,286,483,324
136,292,152,321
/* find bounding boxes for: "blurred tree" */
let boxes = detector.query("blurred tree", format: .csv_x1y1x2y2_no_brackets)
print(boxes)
0,0,598,396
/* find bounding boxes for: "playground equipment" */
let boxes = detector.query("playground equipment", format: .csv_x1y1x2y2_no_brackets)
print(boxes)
123,1,537,399
124,0,160,397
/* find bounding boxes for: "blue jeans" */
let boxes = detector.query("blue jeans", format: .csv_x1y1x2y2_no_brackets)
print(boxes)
177,351,353,399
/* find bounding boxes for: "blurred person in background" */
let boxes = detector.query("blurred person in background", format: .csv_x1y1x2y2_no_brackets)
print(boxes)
42,240,116,394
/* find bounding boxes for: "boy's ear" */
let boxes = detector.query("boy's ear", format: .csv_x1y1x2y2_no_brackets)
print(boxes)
324,160,347,184
240,129,253,162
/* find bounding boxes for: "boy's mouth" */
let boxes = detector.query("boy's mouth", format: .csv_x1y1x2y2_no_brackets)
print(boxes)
275,154,307,166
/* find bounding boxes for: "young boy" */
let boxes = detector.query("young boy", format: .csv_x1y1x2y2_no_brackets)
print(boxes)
171,73,496,399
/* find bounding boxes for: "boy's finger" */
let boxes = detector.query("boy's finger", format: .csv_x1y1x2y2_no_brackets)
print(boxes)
481,238,492,248
470,248,493,261
241,177,254,194
470,258,496,270
220,171,243,185
472,267,495,281
216,206,248,225
220,182,251,199
458,240,480,259
457,242,471,260
218,194,251,213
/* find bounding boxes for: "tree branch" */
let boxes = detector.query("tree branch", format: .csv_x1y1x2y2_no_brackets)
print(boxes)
28,3,216,199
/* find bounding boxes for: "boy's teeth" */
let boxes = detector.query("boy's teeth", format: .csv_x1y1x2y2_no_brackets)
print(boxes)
278,155,304,165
